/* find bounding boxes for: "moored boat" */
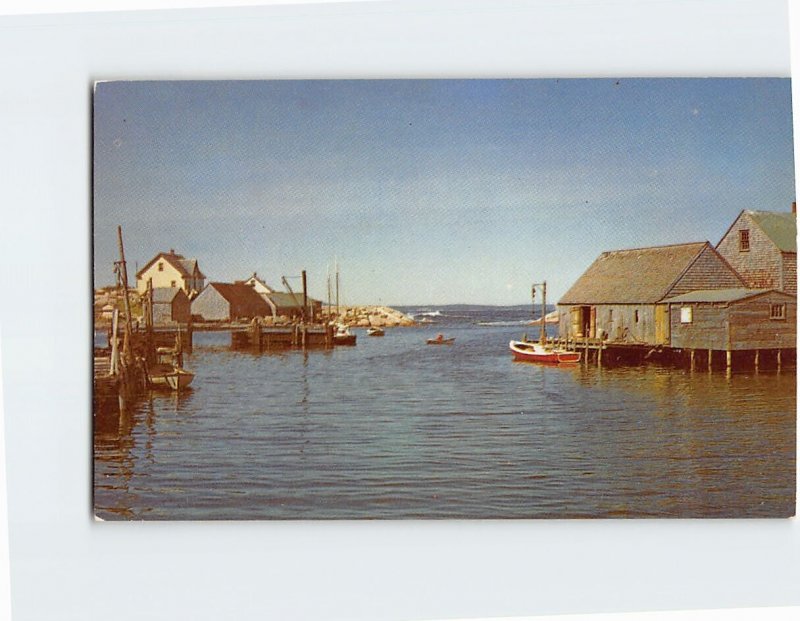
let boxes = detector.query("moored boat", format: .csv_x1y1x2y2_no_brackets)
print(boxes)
367,327,385,337
509,340,581,364
333,324,357,345
427,334,455,345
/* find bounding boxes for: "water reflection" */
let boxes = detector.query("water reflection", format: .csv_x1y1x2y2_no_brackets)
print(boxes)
94,326,795,520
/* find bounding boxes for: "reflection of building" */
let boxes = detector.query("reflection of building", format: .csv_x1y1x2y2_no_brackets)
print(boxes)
191,282,271,322
152,287,191,324
716,208,797,294
557,242,743,344
136,250,206,297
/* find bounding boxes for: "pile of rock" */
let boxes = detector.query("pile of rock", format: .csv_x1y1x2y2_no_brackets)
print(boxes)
332,305,415,328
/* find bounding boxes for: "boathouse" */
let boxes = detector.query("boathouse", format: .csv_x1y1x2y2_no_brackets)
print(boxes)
191,282,271,322
136,250,206,297
662,288,796,352
263,292,323,320
151,287,191,324
557,241,745,345
715,207,797,295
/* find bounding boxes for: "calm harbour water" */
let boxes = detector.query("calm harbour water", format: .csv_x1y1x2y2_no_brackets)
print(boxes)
94,306,796,520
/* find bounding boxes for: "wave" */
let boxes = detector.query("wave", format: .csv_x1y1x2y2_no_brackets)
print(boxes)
475,320,531,326
416,310,443,317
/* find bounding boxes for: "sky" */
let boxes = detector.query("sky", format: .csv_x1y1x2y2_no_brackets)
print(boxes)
93,78,795,305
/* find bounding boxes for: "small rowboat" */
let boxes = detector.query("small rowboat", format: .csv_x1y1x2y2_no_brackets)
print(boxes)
427,335,455,345
333,324,357,345
165,367,195,391
509,340,581,364
367,327,385,337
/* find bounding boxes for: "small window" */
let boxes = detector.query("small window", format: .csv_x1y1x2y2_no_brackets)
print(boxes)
634,309,639,323
770,304,786,320
171,280,176,288
680,306,693,323
609,309,613,320
739,229,750,252
158,262,164,271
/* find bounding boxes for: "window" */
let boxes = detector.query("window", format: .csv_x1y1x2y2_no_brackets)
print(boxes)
680,306,693,323
158,262,164,271
634,309,639,323
770,304,786,320
609,309,613,320
739,229,750,252
171,280,176,288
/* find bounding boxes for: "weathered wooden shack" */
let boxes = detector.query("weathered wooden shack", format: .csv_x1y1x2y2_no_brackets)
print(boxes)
263,292,323,320
151,287,191,324
191,282,271,322
715,208,797,295
663,288,796,351
558,241,745,345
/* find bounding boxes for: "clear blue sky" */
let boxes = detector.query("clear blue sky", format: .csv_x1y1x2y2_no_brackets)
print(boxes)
93,79,795,305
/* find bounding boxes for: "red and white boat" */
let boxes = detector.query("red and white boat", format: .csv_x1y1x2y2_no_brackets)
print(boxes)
509,340,581,364
510,280,580,364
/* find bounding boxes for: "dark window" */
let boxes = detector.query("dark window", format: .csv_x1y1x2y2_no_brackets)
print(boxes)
158,262,164,271
634,309,639,323
609,309,613,320
171,280,176,288
739,229,750,251
770,304,786,320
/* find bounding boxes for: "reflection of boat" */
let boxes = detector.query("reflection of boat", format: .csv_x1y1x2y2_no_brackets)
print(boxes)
333,324,357,345
427,334,455,345
509,340,580,364
367,327,385,337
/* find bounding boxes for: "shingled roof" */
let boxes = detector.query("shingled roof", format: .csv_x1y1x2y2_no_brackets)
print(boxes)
559,242,710,305
747,210,797,253
208,282,271,317
136,251,206,279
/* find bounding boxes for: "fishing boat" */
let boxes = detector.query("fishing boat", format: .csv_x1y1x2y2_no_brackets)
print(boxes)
427,334,455,345
511,281,581,364
367,326,385,337
509,339,580,364
149,347,195,390
333,324,357,345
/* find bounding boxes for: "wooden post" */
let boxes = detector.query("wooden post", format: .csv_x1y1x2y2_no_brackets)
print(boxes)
754,349,759,370
725,320,732,374
302,270,308,324
707,349,712,371
584,336,588,364
690,349,695,371
110,308,119,376
777,349,782,369
116,226,135,357
597,343,603,367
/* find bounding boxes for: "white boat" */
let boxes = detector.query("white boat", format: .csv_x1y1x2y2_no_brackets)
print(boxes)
333,324,356,345
367,327,385,336
509,339,580,364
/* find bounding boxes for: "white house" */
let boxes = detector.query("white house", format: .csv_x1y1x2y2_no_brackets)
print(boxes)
136,250,206,297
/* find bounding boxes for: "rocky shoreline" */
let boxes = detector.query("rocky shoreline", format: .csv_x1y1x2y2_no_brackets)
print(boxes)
327,305,415,328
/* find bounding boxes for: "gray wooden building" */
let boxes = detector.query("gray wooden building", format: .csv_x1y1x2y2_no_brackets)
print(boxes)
715,207,797,295
557,241,745,345
191,282,271,322
152,287,191,324
662,288,796,351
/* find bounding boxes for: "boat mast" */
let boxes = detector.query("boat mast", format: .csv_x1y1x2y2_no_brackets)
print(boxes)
335,257,340,321
532,281,546,345
115,225,135,355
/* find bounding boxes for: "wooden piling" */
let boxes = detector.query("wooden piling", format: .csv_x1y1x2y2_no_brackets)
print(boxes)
754,349,760,370
707,349,712,371
690,349,695,371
